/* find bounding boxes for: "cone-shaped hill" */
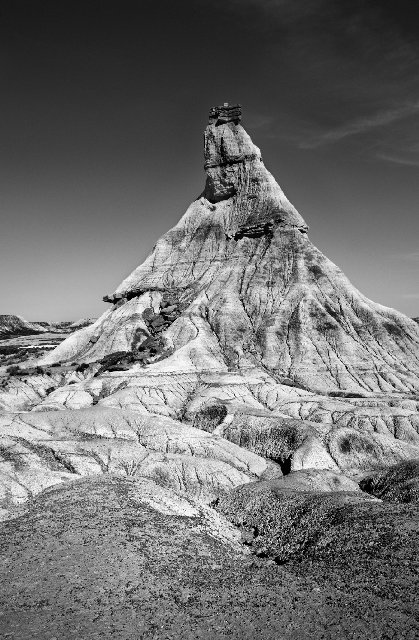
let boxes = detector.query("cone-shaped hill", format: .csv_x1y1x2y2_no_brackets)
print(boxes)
42,103,419,396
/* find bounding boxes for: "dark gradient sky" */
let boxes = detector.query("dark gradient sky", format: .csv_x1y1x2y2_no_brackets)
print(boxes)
1,0,418,321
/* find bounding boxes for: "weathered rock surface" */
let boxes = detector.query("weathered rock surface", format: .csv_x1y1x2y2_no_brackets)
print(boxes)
1,475,418,640
359,458,419,503
0,407,274,520
28,103,419,477
212,409,419,474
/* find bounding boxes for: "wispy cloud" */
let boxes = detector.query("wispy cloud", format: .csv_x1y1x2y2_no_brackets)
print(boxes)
300,101,419,149
376,153,419,167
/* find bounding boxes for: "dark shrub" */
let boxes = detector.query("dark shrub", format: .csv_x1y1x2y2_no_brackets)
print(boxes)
193,404,228,432
383,321,404,337
0,346,19,356
6,365,20,375
307,263,324,279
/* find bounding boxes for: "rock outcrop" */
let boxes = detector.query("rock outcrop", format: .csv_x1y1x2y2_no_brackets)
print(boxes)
216,481,419,617
0,407,275,520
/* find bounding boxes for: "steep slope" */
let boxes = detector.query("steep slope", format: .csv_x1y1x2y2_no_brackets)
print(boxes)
41,103,419,396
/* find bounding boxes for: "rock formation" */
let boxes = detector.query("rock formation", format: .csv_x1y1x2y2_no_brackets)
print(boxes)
0,103,416,508
41,104,419,398
1,103,419,638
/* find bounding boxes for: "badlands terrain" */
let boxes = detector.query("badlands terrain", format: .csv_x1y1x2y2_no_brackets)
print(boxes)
1,104,419,639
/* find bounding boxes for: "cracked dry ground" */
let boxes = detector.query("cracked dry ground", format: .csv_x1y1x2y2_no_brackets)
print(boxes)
0,475,418,640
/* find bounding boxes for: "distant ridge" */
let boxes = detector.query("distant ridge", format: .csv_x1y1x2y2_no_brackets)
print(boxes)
0,316,96,340
0,315,48,339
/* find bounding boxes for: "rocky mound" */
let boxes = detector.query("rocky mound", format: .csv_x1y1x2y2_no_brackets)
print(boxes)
360,459,419,502
1,475,418,640
0,407,276,521
214,409,419,474
216,481,419,615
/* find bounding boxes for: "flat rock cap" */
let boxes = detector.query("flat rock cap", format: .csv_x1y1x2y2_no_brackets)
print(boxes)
209,103,242,125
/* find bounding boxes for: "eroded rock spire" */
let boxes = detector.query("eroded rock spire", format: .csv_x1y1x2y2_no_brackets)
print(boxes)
202,103,307,233
41,104,419,400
